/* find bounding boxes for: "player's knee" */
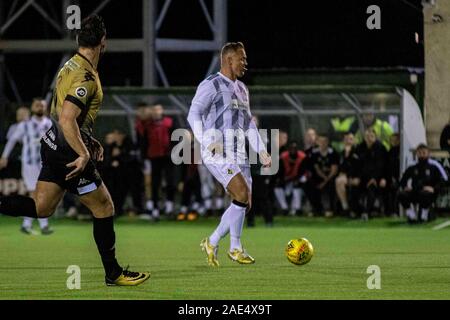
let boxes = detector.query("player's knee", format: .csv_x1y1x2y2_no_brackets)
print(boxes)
36,205,54,218
233,187,249,204
100,198,115,217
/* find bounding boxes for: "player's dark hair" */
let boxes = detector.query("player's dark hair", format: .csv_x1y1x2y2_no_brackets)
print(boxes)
76,15,106,48
221,42,245,58
416,143,428,151
31,97,43,103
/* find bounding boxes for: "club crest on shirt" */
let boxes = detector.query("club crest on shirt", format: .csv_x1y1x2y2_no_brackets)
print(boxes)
227,168,234,175
231,99,249,110
75,87,87,98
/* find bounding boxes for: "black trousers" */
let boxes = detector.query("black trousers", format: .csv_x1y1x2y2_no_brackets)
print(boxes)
398,190,436,210
353,179,387,216
150,156,176,204
247,175,273,225
181,172,202,208
302,179,335,215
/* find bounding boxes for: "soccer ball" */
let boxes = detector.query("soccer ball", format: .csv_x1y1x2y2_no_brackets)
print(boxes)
285,238,314,265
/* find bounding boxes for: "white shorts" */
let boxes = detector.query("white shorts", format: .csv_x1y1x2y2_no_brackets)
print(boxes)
22,164,41,192
204,161,252,192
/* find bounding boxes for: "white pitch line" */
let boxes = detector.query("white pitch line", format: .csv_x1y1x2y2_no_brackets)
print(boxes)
432,220,450,231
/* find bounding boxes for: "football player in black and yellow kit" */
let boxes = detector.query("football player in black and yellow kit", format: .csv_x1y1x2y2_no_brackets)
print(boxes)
0,15,150,286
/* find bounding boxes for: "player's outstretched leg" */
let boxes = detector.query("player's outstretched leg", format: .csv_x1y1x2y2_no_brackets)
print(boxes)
0,181,63,219
200,237,219,267
226,174,254,264
79,184,150,286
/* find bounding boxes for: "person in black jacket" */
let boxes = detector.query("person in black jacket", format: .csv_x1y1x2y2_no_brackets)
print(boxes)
335,132,361,217
355,128,387,220
385,133,400,216
304,135,339,217
398,144,446,223
102,130,144,216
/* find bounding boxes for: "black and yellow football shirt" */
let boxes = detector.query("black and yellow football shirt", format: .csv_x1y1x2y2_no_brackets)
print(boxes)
50,52,103,137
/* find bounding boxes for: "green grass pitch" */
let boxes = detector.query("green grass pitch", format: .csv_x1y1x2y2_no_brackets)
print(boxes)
1,215,450,300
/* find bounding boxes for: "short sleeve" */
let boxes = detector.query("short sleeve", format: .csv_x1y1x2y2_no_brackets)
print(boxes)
64,70,97,110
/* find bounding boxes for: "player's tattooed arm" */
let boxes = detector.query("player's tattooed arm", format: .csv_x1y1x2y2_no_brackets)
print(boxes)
59,100,91,180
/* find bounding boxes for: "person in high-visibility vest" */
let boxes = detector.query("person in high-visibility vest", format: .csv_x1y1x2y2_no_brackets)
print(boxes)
329,116,356,152
352,113,394,151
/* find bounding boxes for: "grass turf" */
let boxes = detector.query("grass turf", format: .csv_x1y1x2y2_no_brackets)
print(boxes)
0,215,450,300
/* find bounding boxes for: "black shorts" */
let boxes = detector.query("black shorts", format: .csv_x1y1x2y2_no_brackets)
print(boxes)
38,120,103,196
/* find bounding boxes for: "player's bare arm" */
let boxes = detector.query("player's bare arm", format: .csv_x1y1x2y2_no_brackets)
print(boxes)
58,100,91,180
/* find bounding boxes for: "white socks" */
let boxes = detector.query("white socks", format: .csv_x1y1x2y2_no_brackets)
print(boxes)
274,188,288,210
22,218,49,229
229,203,246,251
38,218,49,229
209,201,247,251
291,188,302,211
209,205,233,246
421,208,429,222
406,204,417,221
22,217,33,228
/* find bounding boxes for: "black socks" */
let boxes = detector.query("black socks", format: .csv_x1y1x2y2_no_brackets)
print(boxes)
93,216,123,280
0,195,38,218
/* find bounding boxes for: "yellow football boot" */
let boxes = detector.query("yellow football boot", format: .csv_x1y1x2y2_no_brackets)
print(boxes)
200,237,219,267
105,268,151,286
227,248,255,264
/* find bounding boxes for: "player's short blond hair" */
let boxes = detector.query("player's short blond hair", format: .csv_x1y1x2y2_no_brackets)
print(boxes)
221,42,245,59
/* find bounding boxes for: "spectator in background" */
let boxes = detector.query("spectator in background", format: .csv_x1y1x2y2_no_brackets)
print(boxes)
102,129,144,216
177,130,203,221
135,102,153,215
329,115,356,152
274,141,306,216
304,135,339,217
141,103,177,220
352,112,394,150
355,128,388,220
247,116,275,226
298,128,318,216
399,144,447,223
439,119,450,152
272,130,288,208
0,99,53,234
6,106,30,140
278,130,289,154
335,132,361,217
303,128,317,155
385,133,401,216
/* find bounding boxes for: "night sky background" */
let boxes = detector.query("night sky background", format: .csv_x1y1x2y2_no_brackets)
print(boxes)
1,0,424,102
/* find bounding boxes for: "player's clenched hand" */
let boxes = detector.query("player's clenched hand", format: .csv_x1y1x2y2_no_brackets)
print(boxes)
66,154,90,180
259,150,272,168
0,157,8,170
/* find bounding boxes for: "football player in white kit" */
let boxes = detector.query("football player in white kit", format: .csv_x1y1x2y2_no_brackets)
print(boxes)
188,42,272,266
0,98,53,235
